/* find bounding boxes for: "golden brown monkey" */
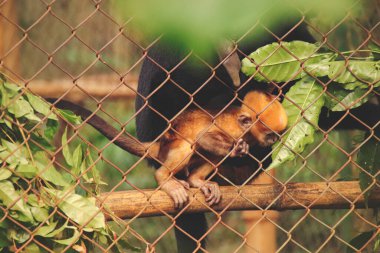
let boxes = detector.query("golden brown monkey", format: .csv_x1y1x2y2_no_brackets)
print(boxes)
145,91,287,208
49,91,287,208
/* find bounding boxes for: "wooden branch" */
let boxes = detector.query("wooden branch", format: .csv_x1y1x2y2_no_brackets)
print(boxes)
26,74,138,101
97,181,380,220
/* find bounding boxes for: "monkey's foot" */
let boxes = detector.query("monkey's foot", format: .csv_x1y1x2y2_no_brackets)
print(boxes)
230,139,249,157
161,179,190,209
200,182,221,206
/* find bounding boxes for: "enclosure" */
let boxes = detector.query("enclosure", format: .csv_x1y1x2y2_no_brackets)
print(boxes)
0,0,379,252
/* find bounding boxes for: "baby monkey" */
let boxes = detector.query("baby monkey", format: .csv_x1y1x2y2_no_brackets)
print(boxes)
148,91,288,208
50,91,287,209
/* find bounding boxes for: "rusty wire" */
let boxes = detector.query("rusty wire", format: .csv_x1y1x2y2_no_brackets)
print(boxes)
0,0,379,252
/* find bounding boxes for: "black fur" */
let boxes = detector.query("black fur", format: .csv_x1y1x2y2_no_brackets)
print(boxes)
135,22,315,253
135,17,380,251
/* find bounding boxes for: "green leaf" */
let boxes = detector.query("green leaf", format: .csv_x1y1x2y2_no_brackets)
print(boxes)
325,87,371,111
0,168,12,181
43,188,105,229
0,85,10,107
328,61,380,86
357,137,380,206
35,220,58,237
33,152,71,187
241,41,335,82
28,194,45,207
45,119,59,140
72,145,83,175
25,113,42,123
374,234,380,251
116,239,140,252
3,82,21,97
26,93,57,120
53,226,80,245
30,206,49,222
62,128,73,167
8,229,30,243
58,109,82,125
0,181,34,221
86,151,105,186
369,43,380,61
22,243,41,253
0,231,11,247
269,77,325,169
36,161,70,187
347,230,375,253
303,62,330,77
341,82,369,91
30,133,55,152
45,219,69,238
0,140,28,165
7,97,34,118
16,164,38,178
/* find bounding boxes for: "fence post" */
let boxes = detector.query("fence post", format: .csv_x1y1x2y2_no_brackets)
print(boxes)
0,1,20,78
243,170,278,253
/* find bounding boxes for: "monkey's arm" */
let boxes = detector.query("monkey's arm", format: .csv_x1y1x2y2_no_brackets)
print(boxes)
195,132,249,158
155,140,193,209
188,163,221,206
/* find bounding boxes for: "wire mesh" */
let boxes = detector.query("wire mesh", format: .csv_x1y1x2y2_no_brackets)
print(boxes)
0,0,379,252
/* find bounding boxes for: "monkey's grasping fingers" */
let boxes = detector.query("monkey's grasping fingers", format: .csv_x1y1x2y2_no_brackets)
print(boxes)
230,139,249,157
201,182,221,206
161,179,189,209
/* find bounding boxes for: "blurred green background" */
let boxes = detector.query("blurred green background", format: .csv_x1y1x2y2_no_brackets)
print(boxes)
3,0,379,252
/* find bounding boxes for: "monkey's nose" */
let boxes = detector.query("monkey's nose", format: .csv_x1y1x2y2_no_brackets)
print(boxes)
266,133,279,145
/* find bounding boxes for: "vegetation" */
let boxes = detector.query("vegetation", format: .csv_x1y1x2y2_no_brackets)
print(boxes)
241,41,380,251
0,76,135,252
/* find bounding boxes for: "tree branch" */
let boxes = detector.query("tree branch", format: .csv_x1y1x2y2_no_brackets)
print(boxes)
97,181,380,220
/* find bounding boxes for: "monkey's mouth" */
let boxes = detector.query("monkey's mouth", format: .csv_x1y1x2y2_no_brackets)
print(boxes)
258,133,279,147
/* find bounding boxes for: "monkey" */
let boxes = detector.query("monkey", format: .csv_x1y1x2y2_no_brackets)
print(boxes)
49,90,287,209
134,23,317,253
151,90,287,208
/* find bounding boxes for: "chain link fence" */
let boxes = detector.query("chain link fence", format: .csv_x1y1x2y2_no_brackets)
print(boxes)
0,0,379,252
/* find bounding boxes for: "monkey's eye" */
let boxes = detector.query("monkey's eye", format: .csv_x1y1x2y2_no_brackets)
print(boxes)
241,118,251,125
238,114,253,128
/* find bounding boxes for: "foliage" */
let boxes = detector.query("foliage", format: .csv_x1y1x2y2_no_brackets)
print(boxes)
0,76,136,252
116,0,354,56
357,136,380,206
242,41,380,252
241,41,379,169
269,77,325,168
346,230,376,253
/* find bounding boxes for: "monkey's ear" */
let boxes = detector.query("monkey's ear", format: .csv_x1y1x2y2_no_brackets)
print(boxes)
238,113,253,129
218,40,241,87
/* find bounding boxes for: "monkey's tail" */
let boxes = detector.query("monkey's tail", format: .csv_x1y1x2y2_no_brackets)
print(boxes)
47,98,160,158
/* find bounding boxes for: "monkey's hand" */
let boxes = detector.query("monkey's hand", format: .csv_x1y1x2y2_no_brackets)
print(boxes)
161,179,190,209
189,180,221,206
230,139,249,158
201,182,221,206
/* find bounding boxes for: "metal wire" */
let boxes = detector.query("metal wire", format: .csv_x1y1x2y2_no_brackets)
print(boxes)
0,0,379,252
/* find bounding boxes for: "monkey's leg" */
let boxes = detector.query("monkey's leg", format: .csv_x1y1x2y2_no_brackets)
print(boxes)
188,163,221,206
155,141,193,209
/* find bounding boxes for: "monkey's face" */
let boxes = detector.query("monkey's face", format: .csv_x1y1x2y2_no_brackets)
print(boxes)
240,91,288,146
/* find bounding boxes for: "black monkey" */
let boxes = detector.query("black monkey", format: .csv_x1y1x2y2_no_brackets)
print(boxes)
135,22,316,253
